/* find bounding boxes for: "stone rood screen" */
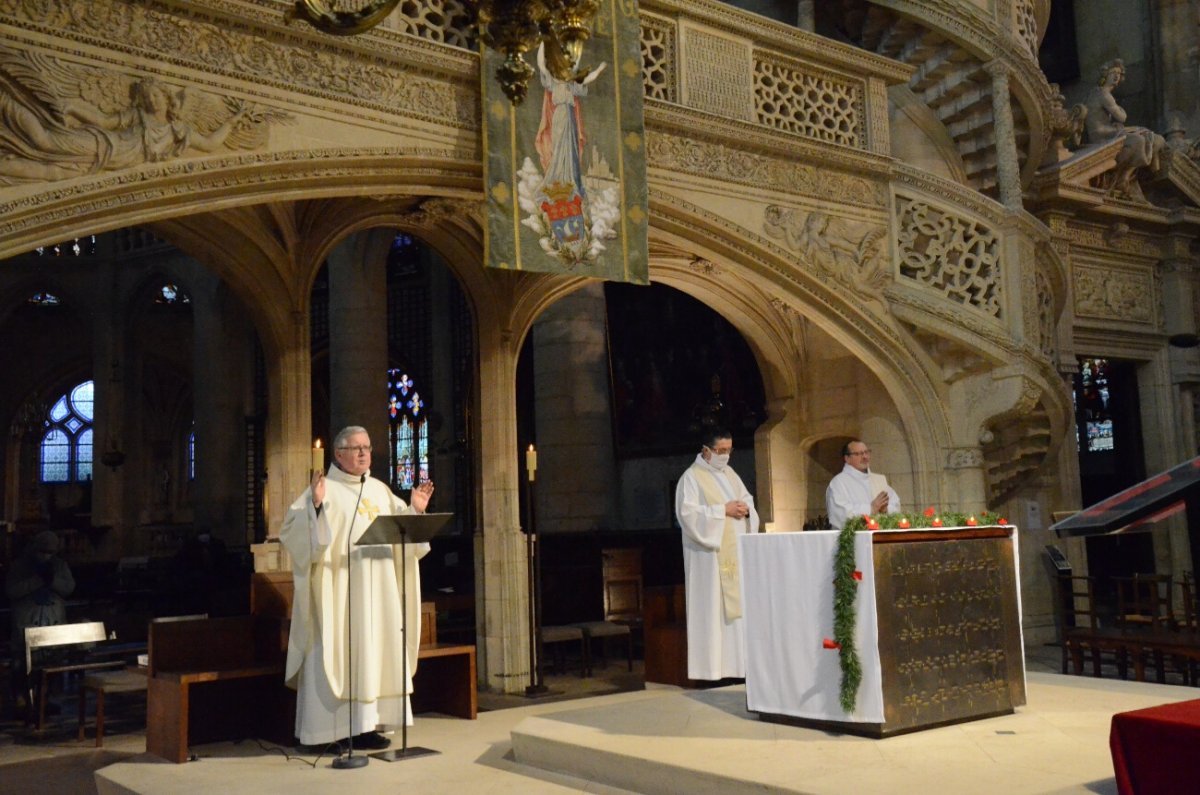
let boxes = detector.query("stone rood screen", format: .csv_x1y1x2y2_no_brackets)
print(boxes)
482,0,649,284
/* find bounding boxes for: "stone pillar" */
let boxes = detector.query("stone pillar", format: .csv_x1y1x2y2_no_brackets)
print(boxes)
755,395,802,530
90,260,124,532
191,268,254,546
327,229,392,477
986,61,1024,210
477,322,532,694
264,316,313,538
531,283,617,532
797,1,815,31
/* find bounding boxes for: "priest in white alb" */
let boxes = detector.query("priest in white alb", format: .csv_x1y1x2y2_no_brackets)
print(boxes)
674,427,759,681
825,438,901,530
280,425,433,752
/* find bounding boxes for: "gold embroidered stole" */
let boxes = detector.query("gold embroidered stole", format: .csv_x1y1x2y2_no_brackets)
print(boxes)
690,464,743,621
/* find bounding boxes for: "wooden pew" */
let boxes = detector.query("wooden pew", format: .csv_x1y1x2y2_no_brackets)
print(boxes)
146,615,294,763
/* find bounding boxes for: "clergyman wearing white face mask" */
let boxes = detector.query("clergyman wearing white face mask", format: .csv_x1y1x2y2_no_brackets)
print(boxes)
673,428,759,681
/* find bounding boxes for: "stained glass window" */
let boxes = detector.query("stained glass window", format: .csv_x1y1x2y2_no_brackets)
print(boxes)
27,292,61,306
39,379,94,482
1076,358,1114,453
387,368,430,491
188,426,196,480
157,284,190,304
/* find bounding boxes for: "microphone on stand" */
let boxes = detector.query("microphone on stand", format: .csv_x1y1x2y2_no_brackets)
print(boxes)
333,472,369,770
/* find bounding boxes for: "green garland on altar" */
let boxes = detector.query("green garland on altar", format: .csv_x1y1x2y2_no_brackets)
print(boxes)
832,508,1007,713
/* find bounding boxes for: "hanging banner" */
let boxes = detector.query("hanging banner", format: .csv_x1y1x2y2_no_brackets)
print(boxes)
482,0,648,284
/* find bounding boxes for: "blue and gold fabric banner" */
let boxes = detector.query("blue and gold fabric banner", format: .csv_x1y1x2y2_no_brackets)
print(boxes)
482,1,648,284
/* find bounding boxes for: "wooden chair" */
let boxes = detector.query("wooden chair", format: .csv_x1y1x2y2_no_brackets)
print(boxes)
25,622,123,732
76,615,201,746
1116,574,1176,683
540,625,589,676
572,548,641,674
1053,575,1128,679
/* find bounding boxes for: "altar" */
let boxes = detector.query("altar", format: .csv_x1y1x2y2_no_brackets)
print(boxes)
739,527,1025,737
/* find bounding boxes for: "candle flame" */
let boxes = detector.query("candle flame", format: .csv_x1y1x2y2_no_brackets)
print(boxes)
315,439,322,449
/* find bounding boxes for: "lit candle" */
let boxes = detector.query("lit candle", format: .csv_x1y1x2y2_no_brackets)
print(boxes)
312,439,324,473
526,444,537,481
931,516,943,527
897,518,910,529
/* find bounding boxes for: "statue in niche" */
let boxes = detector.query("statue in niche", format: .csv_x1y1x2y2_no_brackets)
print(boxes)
0,45,290,185
763,206,887,293
1083,59,1166,202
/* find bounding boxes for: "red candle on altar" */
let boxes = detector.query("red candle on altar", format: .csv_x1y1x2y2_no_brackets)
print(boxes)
897,518,910,529
931,516,943,527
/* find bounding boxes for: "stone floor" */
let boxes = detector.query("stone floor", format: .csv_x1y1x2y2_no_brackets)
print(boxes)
0,644,1187,795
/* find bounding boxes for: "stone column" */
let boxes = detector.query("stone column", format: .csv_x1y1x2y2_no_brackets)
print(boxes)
797,1,815,31
191,267,254,546
263,315,313,538
986,60,1024,210
90,260,124,533
327,229,392,477
754,395,801,530
477,322,532,694
531,283,617,532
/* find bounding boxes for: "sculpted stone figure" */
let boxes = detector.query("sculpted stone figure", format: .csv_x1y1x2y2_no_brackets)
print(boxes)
0,45,284,185
1083,59,1165,201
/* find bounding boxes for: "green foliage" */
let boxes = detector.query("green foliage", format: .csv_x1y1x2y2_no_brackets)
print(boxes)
831,510,1008,712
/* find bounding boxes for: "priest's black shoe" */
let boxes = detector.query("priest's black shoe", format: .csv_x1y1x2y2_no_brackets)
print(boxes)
351,731,391,750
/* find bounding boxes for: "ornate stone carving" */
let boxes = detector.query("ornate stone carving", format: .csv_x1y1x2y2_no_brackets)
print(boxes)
895,196,1003,318
687,255,719,275
383,0,472,49
753,53,864,149
1041,84,1086,166
947,447,984,469
640,12,677,104
646,130,886,207
398,196,482,226
0,44,290,185
678,21,754,121
1034,268,1055,359
0,0,478,130
1083,59,1166,203
1012,0,1039,58
1072,263,1154,323
763,205,887,294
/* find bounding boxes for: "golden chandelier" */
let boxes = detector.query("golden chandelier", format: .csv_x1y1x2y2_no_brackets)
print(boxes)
289,1,601,104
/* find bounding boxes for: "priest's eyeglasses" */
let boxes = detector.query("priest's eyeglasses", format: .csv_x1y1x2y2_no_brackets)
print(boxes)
339,445,372,453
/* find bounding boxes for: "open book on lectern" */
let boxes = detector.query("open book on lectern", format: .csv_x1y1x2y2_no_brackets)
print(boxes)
356,512,454,546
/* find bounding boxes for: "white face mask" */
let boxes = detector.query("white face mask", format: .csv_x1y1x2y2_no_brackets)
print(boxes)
708,453,730,470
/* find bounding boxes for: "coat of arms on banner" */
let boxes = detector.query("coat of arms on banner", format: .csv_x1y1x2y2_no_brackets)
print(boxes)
483,0,648,284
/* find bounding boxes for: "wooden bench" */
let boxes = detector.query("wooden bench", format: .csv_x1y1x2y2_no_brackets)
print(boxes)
146,615,295,763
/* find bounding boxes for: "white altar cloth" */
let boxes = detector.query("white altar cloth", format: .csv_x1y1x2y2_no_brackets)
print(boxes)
739,527,1023,725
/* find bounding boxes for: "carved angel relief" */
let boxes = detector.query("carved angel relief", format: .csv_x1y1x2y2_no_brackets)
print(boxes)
0,45,293,185
763,205,888,294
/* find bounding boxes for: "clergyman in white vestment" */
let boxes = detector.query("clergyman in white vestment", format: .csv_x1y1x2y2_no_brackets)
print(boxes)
674,428,759,681
825,438,901,530
280,426,433,749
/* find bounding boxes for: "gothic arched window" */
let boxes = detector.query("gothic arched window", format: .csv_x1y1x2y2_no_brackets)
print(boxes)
387,368,429,490
40,380,94,482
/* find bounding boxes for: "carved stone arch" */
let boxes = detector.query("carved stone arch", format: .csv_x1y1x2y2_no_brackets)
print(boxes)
645,188,953,506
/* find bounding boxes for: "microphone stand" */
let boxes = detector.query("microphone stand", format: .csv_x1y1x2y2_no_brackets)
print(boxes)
333,473,369,770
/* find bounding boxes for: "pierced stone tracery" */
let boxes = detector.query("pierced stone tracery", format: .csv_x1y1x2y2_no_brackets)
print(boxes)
895,197,1003,319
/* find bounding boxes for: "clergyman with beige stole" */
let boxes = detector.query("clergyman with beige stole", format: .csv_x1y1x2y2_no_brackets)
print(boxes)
674,427,759,681
280,425,433,752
